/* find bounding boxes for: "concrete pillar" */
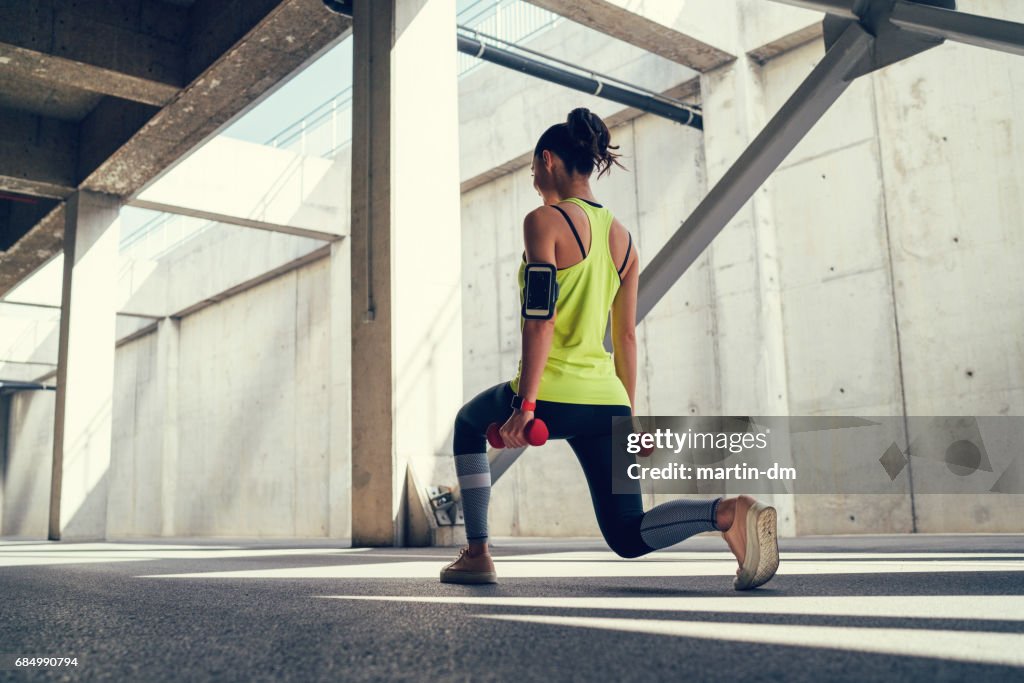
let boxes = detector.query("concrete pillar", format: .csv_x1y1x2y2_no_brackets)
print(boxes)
349,0,463,546
329,238,352,539
155,316,180,537
699,9,796,535
0,393,8,533
49,190,122,540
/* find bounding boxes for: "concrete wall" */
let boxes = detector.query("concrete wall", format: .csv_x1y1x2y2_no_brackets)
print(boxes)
111,254,342,538
456,0,1024,537
0,390,54,536
758,17,1024,532
121,141,350,318
1,252,346,540
107,331,162,535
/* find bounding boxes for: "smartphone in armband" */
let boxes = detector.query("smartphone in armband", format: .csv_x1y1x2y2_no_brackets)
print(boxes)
522,263,559,320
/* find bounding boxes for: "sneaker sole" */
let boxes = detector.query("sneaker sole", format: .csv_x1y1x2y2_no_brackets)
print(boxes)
439,569,497,585
734,502,779,591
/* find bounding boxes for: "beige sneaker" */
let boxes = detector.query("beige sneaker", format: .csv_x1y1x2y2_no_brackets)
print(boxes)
440,546,498,584
722,495,780,590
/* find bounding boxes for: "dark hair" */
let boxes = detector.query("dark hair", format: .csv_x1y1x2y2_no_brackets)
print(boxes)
534,108,626,179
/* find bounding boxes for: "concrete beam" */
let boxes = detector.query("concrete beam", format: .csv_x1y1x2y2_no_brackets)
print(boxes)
523,0,735,71
83,0,353,197
0,43,179,109
749,23,825,64
0,108,77,199
130,136,349,240
0,204,65,298
77,98,161,186
186,0,283,80
1,1,352,298
128,199,342,242
0,0,187,106
170,244,331,319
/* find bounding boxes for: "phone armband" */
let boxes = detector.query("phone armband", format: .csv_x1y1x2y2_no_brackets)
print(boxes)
522,262,559,320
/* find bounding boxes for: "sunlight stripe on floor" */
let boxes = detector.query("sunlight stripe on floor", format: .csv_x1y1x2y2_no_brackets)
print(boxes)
320,594,1024,622
140,556,1024,579
0,546,367,568
475,614,1024,668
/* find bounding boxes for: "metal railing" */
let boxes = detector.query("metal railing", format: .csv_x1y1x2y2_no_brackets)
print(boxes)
265,86,354,160
457,0,561,76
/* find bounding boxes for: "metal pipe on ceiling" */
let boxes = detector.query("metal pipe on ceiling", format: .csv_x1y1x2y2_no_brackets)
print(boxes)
456,32,703,130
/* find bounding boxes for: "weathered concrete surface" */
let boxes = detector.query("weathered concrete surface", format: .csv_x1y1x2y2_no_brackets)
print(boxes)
100,257,339,538
0,108,77,199
0,0,353,300
736,0,821,58
165,258,335,537
82,1,352,197
524,0,735,71
870,0,1024,532
0,0,187,103
0,66,103,122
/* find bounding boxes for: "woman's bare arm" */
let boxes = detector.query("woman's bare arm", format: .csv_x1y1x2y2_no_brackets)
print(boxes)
500,206,559,448
611,242,639,413
515,207,558,404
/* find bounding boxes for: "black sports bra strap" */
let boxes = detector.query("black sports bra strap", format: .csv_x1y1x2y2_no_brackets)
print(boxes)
552,205,587,259
618,232,632,276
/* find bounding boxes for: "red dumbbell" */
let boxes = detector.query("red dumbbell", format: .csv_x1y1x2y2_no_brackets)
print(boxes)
638,433,655,457
486,419,549,448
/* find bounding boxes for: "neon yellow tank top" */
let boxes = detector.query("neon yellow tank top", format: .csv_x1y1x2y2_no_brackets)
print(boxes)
509,197,630,406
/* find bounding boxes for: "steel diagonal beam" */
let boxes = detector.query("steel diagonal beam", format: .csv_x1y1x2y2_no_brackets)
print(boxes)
889,1,1024,56
764,0,866,20
771,0,1024,57
636,22,873,320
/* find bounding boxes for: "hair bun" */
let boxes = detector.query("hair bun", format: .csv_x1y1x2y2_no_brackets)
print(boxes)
566,107,602,151
533,108,625,178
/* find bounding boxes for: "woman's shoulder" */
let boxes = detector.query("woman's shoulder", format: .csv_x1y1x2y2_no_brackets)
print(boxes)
524,204,566,228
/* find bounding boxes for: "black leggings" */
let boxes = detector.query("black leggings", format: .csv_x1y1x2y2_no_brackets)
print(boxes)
454,382,657,558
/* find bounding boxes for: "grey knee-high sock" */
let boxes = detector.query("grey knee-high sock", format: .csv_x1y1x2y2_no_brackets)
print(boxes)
455,452,491,542
640,497,722,550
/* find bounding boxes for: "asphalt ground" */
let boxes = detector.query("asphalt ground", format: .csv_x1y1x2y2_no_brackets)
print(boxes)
1,533,1023,682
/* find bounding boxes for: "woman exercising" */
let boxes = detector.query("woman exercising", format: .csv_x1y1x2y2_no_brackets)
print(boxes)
441,107,779,590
